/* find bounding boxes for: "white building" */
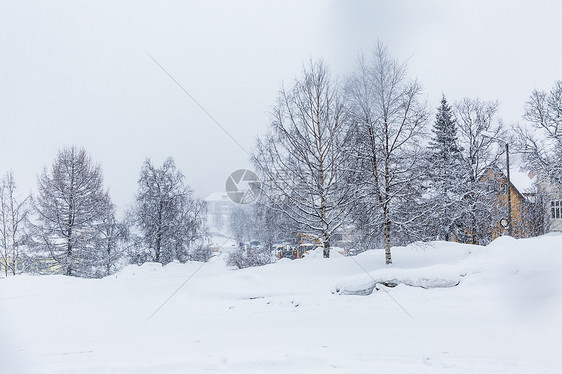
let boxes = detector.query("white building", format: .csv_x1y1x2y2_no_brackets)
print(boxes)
205,192,235,234
538,174,562,232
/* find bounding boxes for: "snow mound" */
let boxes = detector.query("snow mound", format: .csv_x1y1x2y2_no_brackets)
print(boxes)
335,264,465,295
113,262,163,279
301,247,345,260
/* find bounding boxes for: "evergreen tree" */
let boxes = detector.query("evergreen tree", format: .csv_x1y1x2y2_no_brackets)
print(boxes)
429,96,462,165
425,95,466,241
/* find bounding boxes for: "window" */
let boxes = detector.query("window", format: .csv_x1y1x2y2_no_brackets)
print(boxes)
500,184,509,194
487,181,499,193
552,200,562,219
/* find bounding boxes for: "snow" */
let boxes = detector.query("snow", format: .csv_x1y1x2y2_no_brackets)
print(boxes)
1,235,562,373
204,192,232,203
510,169,537,194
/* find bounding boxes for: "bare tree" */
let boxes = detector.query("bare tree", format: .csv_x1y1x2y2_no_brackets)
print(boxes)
455,99,505,180
229,205,254,245
345,43,428,264
33,146,113,277
455,98,506,244
253,60,353,258
95,200,128,277
175,193,209,262
517,81,562,233
519,81,562,181
0,172,30,276
130,157,208,264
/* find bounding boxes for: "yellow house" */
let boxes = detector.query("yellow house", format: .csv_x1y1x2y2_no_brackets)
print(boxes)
480,167,539,240
27,256,64,275
0,257,26,276
0,256,64,276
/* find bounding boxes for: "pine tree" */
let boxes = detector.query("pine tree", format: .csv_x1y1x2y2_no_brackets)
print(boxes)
425,95,466,241
429,96,462,165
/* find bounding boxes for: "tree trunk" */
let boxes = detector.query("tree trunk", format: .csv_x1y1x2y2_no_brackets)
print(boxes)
384,140,392,265
321,195,330,258
323,236,330,258
384,206,392,265
66,220,73,276
66,243,72,276
155,232,161,263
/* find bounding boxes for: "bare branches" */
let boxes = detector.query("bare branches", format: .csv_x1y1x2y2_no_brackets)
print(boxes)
455,98,505,180
32,146,114,277
130,157,208,265
345,43,428,263
520,81,562,182
0,172,30,276
253,60,353,257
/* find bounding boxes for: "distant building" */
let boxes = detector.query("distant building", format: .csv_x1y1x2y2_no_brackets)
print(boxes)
205,192,235,233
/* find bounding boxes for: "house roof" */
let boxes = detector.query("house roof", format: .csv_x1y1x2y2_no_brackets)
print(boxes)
204,191,232,202
482,165,537,198
509,170,537,194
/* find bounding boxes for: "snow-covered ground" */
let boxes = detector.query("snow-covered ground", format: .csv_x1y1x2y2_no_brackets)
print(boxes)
2,234,562,373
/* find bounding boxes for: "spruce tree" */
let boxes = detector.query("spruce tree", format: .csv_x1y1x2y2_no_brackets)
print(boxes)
426,95,466,241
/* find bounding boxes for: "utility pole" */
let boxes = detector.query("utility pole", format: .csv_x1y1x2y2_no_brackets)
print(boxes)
482,132,513,237
505,142,513,237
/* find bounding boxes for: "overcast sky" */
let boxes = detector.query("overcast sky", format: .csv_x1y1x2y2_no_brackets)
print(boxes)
1,1,561,214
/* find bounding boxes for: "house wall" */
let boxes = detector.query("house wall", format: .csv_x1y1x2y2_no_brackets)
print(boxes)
549,201,562,231
540,178,562,232
490,183,533,239
481,169,536,240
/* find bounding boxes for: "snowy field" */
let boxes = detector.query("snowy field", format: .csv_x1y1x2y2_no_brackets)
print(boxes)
2,234,562,373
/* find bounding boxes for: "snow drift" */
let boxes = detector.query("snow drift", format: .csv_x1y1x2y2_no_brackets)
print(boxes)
1,234,561,373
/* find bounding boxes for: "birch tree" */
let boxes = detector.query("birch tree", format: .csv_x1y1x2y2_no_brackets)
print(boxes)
516,81,562,233
95,200,128,276
519,81,562,184
130,157,208,264
454,98,505,244
252,60,353,258
345,43,428,264
0,172,30,276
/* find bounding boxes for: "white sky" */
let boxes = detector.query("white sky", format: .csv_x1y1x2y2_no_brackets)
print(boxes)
1,1,561,214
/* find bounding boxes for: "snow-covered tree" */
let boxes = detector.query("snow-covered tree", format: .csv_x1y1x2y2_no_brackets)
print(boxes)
0,172,30,276
345,43,428,264
130,157,208,265
454,98,506,244
424,95,468,241
251,196,297,251
252,60,354,258
515,81,562,233
33,146,113,277
229,205,254,245
519,81,562,184
95,201,128,277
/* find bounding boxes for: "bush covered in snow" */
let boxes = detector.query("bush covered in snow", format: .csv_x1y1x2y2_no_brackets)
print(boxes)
226,246,274,269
